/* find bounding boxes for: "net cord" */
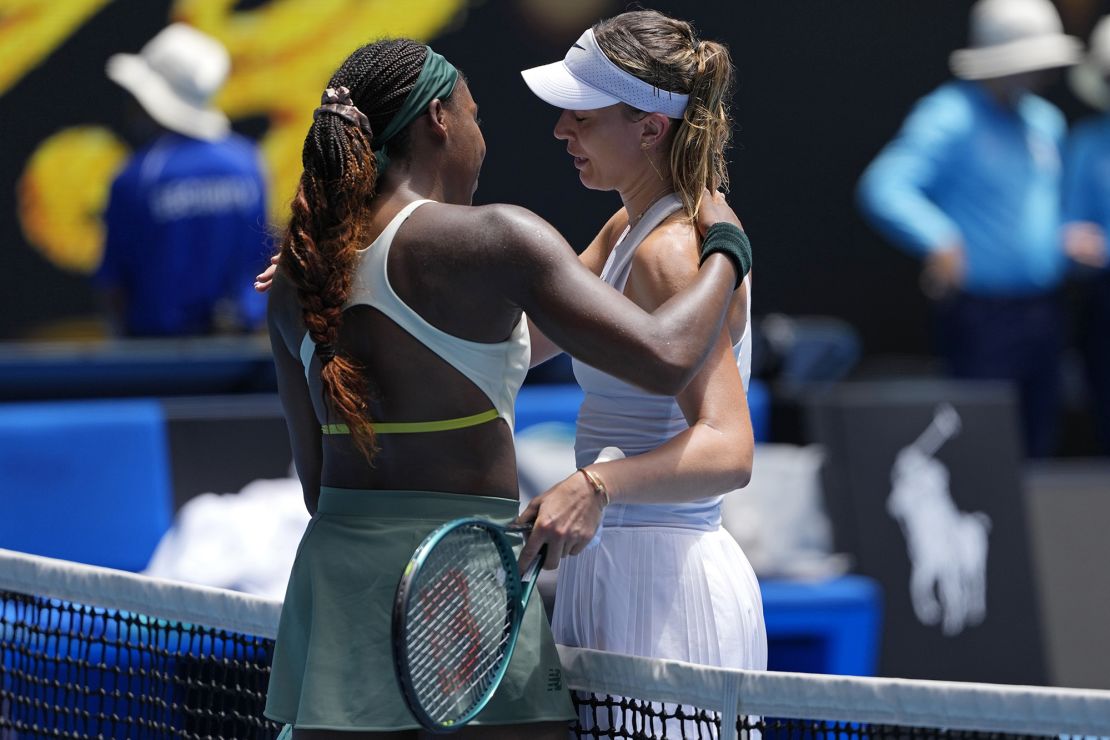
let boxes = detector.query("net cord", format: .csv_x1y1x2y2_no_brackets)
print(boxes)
0,547,281,638
559,646,1110,736
8,548,1110,736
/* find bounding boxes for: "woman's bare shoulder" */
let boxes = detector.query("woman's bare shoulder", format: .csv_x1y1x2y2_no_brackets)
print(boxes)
601,207,630,244
619,216,699,310
634,217,699,281
412,202,558,250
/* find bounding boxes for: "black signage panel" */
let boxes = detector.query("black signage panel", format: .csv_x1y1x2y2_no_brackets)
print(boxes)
808,381,1046,684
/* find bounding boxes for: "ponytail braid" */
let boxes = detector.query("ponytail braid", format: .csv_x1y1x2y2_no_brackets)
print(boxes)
279,39,429,461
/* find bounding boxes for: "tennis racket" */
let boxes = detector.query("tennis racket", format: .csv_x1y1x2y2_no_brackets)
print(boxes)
391,517,544,732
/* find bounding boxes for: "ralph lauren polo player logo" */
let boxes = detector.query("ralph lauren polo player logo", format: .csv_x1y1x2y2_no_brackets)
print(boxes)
546,668,563,691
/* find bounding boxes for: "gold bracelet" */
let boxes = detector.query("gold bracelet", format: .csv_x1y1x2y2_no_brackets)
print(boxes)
578,467,610,508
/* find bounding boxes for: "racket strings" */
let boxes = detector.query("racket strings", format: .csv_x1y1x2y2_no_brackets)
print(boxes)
406,600,508,679
408,625,510,704
406,538,508,662
414,607,513,711
421,633,513,718
407,563,505,643
402,525,516,723
410,571,509,712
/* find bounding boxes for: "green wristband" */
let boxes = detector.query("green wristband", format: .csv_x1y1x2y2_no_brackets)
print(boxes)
699,223,751,288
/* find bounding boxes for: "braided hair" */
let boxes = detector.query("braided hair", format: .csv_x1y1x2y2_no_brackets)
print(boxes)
279,39,428,461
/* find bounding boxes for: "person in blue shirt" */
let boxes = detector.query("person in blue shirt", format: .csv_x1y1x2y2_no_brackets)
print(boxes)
1065,16,1110,454
97,24,268,337
857,0,1081,457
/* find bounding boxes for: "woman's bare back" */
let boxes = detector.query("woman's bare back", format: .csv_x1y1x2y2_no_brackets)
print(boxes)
271,197,527,500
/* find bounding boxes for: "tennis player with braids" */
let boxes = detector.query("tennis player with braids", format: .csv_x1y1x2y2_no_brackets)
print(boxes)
518,10,768,679
261,38,751,738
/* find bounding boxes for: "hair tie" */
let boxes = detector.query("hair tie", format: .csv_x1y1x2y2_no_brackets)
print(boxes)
321,86,354,106
315,342,337,364
313,85,373,140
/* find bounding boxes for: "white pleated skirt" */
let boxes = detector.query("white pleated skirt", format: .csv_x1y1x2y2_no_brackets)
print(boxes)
552,525,767,737
553,524,767,667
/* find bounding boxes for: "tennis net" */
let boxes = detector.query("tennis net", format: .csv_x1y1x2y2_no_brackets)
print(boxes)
4,547,1110,740
0,547,282,739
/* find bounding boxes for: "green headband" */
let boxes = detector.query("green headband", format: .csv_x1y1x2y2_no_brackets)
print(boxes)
375,47,459,173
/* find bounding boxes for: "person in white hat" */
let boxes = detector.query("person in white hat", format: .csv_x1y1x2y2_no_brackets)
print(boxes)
1063,16,1110,453
857,0,1081,458
96,23,269,337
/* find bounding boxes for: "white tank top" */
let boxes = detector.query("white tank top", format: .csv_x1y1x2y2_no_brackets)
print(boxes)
571,194,752,530
299,199,531,429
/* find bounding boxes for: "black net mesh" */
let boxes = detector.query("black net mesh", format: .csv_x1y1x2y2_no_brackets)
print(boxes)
569,693,1056,740
1,590,281,739
1,570,1099,740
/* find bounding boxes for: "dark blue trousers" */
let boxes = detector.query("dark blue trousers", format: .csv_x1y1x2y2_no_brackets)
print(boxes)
935,291,1064,458
1083,272,1110,455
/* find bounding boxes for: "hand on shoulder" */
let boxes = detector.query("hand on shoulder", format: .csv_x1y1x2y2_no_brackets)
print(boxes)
695,189,743,234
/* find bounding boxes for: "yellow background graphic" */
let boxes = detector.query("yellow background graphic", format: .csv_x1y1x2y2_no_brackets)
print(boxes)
8,0,465,274
18,128,129,274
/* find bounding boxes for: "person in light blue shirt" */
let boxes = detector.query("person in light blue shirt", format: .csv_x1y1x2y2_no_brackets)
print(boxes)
1064,16,1110,454
857,0,1081,457
96,24,268,337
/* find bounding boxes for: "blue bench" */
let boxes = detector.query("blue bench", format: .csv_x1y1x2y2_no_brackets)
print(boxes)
760,575,883,676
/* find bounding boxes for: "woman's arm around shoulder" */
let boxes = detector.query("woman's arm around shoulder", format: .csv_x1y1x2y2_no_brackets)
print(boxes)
475,202,738,395
527,206,629,367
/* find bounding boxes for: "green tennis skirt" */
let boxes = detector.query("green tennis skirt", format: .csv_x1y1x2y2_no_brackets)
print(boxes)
263,487,575,732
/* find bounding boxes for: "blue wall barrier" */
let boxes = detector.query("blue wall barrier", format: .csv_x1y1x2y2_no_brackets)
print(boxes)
0,399,172,572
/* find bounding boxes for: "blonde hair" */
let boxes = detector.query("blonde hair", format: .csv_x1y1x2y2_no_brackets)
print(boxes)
593,11,735,220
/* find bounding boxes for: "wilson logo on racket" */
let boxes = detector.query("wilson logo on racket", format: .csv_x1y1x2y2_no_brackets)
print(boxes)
392,518,544,732
418,567,484,697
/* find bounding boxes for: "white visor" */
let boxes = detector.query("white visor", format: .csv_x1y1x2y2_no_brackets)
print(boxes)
521,28,689,118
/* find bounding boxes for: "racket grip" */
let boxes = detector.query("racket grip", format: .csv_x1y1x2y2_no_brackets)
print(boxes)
520,543,546,607
584,447,624,551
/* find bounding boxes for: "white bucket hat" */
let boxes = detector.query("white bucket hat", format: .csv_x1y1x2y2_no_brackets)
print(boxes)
106,24,231,141
1069,16,1110,110
949,0,1081,80
521,28,689,118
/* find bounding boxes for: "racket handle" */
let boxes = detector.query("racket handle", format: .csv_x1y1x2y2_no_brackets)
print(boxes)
520,544,546,608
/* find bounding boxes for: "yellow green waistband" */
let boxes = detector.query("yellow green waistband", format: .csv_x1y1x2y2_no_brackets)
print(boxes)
322,408,499,435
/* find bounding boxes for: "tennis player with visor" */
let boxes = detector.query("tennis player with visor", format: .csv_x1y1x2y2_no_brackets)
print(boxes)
516,12,767,733
259,29,752,740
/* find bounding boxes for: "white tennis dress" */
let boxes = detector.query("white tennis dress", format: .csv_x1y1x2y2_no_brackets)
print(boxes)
554,195,767,677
